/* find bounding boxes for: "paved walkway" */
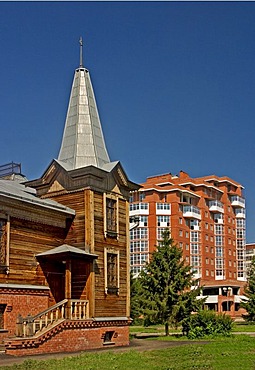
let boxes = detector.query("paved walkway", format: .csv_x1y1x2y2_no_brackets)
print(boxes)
1,332,253,368
0,338,209,367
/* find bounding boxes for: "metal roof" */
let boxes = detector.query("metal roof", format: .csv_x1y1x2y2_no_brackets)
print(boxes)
0,179,75,215
36,244,98,259
57,66,110,170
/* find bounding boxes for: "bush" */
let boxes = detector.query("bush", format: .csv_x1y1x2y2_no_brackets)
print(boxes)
182,310,233,339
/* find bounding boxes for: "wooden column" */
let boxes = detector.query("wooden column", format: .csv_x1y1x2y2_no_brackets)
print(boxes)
84,189,94,253
84,189,95,318
65,259,72,319
6,214,10,274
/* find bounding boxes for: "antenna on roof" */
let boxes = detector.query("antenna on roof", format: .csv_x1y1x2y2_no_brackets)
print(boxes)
79,36,83,68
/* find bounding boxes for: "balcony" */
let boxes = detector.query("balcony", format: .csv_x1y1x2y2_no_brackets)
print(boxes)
183,205,201,220
230,196,245,208
235,208,246,218
208,200,224,213
129,203,149,216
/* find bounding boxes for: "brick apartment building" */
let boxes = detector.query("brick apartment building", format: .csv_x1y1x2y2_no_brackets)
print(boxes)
246,243,255,271
129,170,247,318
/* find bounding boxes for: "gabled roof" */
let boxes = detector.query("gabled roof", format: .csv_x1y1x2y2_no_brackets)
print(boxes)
57,66,110,171
36,244,98,260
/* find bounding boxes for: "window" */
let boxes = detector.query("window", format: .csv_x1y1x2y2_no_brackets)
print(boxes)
215,235,223,246
104,249,119,295
216,247,223,257
191,244,199,254
130,203,149,211
0,304,6,329
156,203,170,210
237,229,244,239
103,330,115,344
130,228,148,240
215,224,223,235
139,192,145,201
157,228,169,241
104,195,118,238
157,216,170,227
191,255,200,267
130,253,148,266
190,231,199,243
130,241,148,253
140,216,148,225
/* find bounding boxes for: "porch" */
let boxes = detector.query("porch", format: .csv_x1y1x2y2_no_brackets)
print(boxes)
16,298,89,338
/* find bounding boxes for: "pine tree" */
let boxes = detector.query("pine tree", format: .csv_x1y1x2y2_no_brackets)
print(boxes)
130,272,143,322
240,257,255,321
138,230,203,335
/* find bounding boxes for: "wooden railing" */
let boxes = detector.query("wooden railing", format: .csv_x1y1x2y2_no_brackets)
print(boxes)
16,299,89,337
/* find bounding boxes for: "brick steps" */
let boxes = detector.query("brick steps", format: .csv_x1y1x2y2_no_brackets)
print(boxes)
0,341,5,353
4,318,130,356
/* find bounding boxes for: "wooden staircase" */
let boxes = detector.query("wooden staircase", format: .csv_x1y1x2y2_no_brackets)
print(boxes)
16,299,89,338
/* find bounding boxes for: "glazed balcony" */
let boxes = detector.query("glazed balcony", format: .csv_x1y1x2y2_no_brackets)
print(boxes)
208,200,224,213
230,196,245,208
235,208,246,218
183,205,201,220
129,203,149,216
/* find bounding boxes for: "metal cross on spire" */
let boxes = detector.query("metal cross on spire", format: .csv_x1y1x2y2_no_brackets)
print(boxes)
79,37,83,67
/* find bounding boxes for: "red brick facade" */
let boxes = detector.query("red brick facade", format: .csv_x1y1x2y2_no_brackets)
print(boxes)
130,171,246,318
5,320,130,356
0,286,49,340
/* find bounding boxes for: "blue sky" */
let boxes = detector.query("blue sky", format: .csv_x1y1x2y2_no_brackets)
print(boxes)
0,2,255,241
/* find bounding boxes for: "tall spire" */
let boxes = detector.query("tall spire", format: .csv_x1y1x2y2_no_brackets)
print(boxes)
79,37,83,68
57,40,110,170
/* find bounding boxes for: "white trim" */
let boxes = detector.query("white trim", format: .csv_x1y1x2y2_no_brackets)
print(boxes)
0,284,50,290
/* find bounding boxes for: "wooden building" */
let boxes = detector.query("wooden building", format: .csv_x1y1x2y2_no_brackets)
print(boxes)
0,42,138,356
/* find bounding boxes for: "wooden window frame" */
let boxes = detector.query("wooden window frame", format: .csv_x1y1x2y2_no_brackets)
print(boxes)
104,248,120,295
103,194,119,238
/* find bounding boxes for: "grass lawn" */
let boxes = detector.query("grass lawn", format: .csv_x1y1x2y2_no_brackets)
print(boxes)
232,322,255,332
130,322,255,334
1,335,255,370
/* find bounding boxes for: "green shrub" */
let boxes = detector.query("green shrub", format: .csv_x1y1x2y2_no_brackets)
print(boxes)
182,310,233,339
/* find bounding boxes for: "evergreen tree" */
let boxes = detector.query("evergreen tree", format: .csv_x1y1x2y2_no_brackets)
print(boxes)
240,257,255,321
130,272,143,322
138,230,204,335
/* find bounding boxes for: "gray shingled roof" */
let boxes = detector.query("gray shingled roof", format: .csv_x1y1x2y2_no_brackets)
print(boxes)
0,179,75,215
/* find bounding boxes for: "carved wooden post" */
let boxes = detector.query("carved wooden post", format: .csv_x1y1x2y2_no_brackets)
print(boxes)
65,259,72,319
26,314,34,337
16,314,23,337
